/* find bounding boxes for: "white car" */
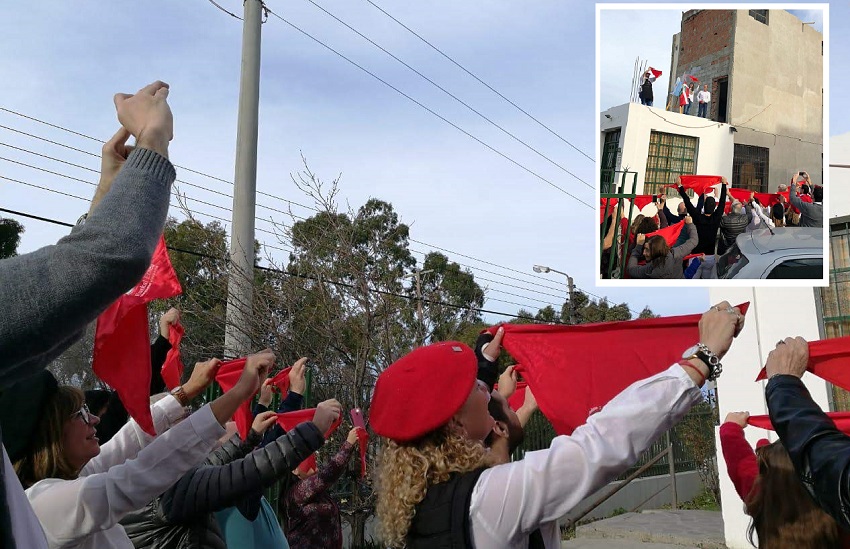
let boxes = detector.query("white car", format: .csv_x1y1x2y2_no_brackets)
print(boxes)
715,227,823,279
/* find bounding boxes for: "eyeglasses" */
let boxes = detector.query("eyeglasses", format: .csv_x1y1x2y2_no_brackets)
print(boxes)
71,404,93,426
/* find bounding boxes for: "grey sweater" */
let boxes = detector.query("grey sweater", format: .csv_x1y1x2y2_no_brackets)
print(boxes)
627,223,698,279
0,147,176,549
789,183,823,228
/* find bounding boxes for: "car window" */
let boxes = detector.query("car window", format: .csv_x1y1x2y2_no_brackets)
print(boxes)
717,243,748,279
765,258,822,279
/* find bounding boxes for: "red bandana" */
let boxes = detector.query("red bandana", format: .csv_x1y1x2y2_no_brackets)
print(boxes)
666,175,722,195
755,336,850,390
161,322,185,391
484,303,750,435
749,412,850,436
93,238,182,436
276,409,344,472
214,358,253,440
646,220,685,247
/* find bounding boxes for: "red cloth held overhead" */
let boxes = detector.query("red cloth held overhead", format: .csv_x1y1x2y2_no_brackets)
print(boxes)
632,195,656,211
755,336,850,391
161,322,185,391
276,408,344,473
215,358,254,440
93,238,182,436
269,367,292,394
645,220,685,247
600,198,619,224
668,175,723,196
484,302,750,435
749,412,850,436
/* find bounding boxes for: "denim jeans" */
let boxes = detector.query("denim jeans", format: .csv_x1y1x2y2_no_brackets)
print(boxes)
684,102,691,115
641,97,653,106
698,102,708,118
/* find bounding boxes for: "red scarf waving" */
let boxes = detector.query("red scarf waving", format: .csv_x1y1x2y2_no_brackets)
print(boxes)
276,409,344,472
749,413,850,436
484,303,749,435
93,238,182,436
755,336,850,390
215,358,254,439
161,322,185,391
646,220,685,247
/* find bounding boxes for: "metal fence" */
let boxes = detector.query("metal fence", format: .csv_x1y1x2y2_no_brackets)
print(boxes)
600,171,638,280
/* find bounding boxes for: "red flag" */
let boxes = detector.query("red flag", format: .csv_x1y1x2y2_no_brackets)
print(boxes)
269,367,292,394
668,175,723,196
93,238,182,436
276,409,344,472
161,322,185,391
646,220,685,247
749,413,850,436
215,358,254,440
485,303,750,435
632,195,656,211
755,336,850,390
647,67,662,81
684,74,699,83
600,197,619,224
727,188,751,203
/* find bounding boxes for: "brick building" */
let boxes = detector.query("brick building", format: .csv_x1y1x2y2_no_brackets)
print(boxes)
668,9,823,191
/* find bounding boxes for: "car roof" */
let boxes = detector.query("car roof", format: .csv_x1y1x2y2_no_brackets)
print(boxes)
737,227,823,256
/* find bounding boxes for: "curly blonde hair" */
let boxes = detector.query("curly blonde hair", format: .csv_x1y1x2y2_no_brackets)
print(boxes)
375,423,491,547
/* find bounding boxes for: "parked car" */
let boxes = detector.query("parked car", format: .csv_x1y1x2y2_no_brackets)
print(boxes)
715,227,823,279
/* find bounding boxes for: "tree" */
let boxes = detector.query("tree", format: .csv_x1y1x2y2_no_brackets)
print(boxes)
0,217,24,259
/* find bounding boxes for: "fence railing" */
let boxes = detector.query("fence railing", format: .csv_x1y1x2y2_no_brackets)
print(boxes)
600,170,639,279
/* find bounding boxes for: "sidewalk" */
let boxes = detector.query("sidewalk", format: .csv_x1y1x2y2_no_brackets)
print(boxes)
562,510,725,549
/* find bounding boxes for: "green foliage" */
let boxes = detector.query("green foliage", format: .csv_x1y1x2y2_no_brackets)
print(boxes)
0,217,24,259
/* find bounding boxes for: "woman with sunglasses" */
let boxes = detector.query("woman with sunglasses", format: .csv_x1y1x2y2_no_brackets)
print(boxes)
5,350,278,549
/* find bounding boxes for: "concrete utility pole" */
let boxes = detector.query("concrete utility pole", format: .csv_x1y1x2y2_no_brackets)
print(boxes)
224,0,263,358
403,269,433,346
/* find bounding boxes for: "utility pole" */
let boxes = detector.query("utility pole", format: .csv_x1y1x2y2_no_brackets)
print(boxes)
403,269,433,346
224,0,263,358
567,275,576,325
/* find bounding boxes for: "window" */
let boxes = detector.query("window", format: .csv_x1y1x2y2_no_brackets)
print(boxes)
821,221,850,410
600,129,621,193
749,9,768,25
644,131,697,196
717,242,748,279
765,258,822,279
732,144,770,193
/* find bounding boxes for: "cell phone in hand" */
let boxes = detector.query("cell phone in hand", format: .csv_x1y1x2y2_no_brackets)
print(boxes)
350,408,366,429
799,171,805,176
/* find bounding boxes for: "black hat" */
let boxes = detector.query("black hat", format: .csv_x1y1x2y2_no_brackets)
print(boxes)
0,370,58,463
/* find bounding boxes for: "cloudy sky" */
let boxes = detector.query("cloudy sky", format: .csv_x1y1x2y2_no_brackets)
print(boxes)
0,1,841,323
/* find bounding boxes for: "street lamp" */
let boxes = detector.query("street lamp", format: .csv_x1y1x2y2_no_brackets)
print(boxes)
533,265,575,324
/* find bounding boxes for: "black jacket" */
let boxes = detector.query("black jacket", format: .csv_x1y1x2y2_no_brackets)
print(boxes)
679,185,727,255
122,421,324,549
766,375,850,530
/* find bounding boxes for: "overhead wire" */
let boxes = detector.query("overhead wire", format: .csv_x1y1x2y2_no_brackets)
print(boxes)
0,205,553,321
0,110,624,311
260,7,592,207
362,0,593,162
299,0,591,189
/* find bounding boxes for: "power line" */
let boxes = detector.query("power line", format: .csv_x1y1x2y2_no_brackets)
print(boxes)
261,7,592,207
362,0,593,162
0,205,551,322
207,0,243,20
0,112,616,308
301,0,591,189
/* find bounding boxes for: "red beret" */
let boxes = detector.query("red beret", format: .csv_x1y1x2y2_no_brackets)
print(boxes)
370,341,477,442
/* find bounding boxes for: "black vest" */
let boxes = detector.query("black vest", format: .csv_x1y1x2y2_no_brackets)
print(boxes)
406,468,546,549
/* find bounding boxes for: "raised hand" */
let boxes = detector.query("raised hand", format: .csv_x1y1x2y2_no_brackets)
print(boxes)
313,399,343,433
113,80,173,157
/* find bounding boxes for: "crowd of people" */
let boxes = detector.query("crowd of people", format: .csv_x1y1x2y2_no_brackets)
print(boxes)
601,173,824,279
0,80,843,549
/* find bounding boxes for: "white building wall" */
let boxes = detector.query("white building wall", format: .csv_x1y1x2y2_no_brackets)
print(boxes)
600,102,735,197
709,286,829,549
830,132,850,219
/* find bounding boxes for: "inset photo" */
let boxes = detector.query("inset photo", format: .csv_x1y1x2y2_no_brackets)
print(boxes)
596,5,827,285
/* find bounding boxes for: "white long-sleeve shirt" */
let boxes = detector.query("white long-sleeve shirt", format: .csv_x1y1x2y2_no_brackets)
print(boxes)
469,364,701,549
26,396,224,549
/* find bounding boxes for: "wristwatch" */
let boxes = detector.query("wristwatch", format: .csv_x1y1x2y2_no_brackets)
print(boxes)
682,343,722,381
170,385,190,407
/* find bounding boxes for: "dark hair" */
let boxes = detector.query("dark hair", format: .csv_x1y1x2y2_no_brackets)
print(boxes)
646,236,670,268
704,197,716,215
814,186,823,202
801,184,811,196
14,386,85,488
636,217,658,236
746,442,840,549
771,204,785,226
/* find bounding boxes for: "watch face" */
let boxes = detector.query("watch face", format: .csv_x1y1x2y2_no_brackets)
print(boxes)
682,345,700,359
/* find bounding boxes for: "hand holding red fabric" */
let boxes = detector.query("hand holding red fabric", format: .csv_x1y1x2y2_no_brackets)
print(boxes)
277,407,344,472
754,336,850,390
646,220,685,247
161,322,185,390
